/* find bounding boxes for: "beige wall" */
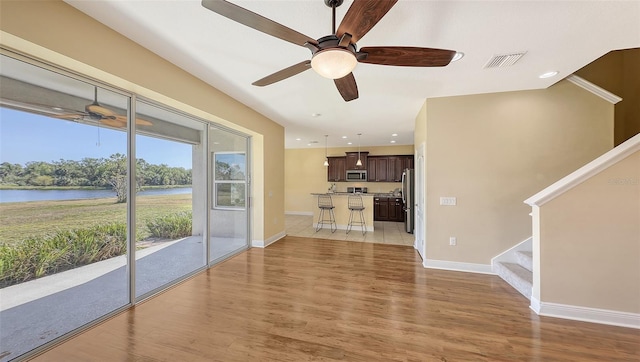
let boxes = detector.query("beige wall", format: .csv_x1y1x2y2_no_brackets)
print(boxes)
0,0,285,242
575,48,640,146
285,145,413,213
539,151,640,313
421,80,613,265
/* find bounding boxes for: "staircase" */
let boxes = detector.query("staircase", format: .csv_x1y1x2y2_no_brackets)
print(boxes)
492,238,532,300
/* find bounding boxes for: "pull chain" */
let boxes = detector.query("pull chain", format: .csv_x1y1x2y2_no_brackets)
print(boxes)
96,122,101,146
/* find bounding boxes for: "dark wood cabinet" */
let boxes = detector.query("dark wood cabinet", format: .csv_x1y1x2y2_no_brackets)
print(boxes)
374,197,389,221
327,157,346,182
403,155,414,171
393,197,404,222
330,153,414,183
374,197,404,222
367,157,389,182
345,152,368,170
368,155,413,182
389,156,403,182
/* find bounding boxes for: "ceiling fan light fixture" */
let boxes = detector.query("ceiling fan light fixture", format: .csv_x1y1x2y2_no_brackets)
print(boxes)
311,48,357,79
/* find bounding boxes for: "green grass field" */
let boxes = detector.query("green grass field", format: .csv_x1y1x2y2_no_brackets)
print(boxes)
0,194,192,246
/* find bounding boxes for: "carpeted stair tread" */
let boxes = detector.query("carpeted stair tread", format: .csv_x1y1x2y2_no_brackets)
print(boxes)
496,262,532,300
516,251,533,272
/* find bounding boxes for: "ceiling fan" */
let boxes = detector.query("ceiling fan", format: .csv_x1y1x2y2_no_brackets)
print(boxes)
57,87,152,128
201,0,457,102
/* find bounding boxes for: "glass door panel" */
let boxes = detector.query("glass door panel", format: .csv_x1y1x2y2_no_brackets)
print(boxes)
0,55,129,360
210,127,249,262
134,101,207,300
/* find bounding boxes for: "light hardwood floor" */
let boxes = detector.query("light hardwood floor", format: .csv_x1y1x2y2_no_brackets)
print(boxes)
286,214,414,246
32,236,639,361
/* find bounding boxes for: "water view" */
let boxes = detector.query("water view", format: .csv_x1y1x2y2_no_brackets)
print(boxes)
0,187,192,203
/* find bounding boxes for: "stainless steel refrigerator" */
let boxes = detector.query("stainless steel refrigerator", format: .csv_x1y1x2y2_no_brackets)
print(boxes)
402,168,415,233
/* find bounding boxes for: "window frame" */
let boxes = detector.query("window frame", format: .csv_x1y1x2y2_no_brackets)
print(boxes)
212,151,247,210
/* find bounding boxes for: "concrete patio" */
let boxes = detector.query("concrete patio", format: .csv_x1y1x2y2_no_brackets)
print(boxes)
0,236,247,362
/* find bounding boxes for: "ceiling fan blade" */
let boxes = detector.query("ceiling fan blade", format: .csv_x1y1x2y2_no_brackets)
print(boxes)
201,0,317,47
252,60,311,86
359,47,456,67
336,0,397,44
99,118,126,128
113,115,153,126
53,113,85,121
334,72,358,102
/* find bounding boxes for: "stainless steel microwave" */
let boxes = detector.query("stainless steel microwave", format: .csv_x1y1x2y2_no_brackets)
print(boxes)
346,170,367,181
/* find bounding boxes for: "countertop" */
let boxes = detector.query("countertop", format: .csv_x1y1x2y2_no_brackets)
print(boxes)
311,192,375,196
311,192,401,197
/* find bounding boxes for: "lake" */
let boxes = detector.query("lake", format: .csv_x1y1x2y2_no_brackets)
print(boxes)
0,187,192,203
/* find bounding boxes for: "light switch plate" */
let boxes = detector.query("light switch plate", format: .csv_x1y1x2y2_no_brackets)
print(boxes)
440,197,457,206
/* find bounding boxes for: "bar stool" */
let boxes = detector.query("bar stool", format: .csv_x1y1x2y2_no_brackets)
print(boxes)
316,194,337,233
347,195,366,235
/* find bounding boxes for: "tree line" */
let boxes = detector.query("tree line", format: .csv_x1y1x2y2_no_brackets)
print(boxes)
0,153,191,189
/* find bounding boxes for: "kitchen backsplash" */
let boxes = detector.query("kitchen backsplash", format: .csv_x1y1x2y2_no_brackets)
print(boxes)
330,182,401,193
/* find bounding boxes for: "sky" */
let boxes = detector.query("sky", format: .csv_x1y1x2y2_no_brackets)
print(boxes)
0,108,193,169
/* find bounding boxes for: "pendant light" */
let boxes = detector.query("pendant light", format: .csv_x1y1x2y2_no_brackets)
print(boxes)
356,133,362,167
323,135,329,167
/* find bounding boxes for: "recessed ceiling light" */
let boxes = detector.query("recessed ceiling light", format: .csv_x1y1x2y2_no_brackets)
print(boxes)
451,52,464,62
52,107,63,111
342,136,347,139
311,113,321,117
390,140,396,144
539,71,558,79
295,138,301,141
347,142,352,145
391,133,398,137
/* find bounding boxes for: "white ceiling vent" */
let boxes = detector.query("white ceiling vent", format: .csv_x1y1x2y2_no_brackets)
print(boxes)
484,52,527,68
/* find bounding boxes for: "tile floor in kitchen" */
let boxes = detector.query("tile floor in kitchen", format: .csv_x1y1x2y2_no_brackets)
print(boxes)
285,214,415,246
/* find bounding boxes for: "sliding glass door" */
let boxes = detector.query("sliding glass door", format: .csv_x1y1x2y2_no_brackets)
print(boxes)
0,51,252,361
210,127,250,262
134,101,208,300
0,55,130,360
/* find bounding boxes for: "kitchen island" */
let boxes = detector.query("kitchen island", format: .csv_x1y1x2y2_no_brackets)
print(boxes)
311,193,375,232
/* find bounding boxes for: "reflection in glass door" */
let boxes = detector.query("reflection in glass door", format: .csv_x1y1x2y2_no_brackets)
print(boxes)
134,101,207,300
210,127,249,262
0,55,129,360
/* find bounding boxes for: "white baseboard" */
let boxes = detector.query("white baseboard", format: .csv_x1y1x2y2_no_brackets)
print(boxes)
313,223,375,232
252,231,285,248
530,296,640,329
423,259,494,275
530,296,542,314
285,211,313,216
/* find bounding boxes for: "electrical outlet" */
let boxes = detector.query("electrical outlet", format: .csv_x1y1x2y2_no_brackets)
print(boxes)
440,197,457,206
449,237,457,246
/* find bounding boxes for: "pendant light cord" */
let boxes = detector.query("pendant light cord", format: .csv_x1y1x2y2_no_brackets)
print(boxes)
356,133,362,166
324,135,329,166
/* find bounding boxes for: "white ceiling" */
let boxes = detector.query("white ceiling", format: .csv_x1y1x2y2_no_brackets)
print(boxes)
65,0,640,149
